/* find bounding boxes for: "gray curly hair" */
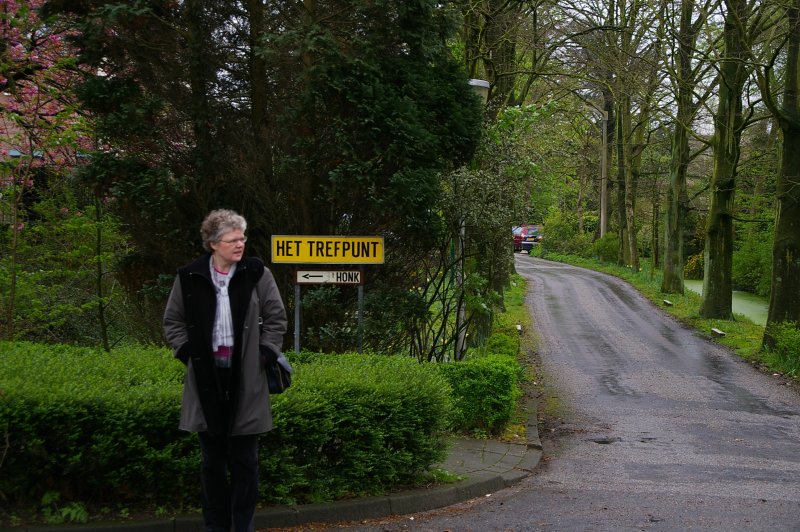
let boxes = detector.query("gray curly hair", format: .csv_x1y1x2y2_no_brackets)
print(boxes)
200,209,247,252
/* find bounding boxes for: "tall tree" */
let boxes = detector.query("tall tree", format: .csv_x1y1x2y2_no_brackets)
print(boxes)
47,0,483,354
700,0,757,319
755,0,800,345
610,0,662,271
662,0,715,294
460,1,566,110
1,0,92,340
562,0,663,268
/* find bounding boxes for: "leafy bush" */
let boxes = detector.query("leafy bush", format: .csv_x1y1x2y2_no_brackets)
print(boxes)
0,195,138,346
528,244,544,257
764,322,800,378
475,311,521,358
0,343,451,513
482,333,519,358
262,353,452,502
542,209,593,258
0,342,193,508
592,232,619,263
437,355,523,436
684,252,703,280
732,233,772,297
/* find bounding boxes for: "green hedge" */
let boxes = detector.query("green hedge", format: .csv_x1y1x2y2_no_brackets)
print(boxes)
0,343,452,510
260,353,453,502
0,342,192,508
437,355,523,436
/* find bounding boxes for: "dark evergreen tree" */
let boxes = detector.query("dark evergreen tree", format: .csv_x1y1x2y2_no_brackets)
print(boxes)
44,0,482,351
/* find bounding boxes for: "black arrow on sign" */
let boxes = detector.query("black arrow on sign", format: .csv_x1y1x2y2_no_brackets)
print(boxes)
302,273,324,279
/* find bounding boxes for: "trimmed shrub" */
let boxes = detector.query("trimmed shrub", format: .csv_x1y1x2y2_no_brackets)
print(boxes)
262,353,452,503
0,342,193,507
0,343,451,511
437,355,523,436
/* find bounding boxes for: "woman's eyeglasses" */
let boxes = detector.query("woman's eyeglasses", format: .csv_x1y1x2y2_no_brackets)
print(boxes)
219,237,247,245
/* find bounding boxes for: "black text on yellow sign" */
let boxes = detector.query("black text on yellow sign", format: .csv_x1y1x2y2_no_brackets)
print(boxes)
271,235,384,264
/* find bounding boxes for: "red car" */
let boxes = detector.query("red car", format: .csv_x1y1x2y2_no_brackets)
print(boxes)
513,225,543,252
512,226,525,252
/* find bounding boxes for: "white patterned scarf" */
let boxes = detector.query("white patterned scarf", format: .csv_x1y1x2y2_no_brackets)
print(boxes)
210,258,237,367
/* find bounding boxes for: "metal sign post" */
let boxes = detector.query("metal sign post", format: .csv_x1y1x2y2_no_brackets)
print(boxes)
293,284,300,353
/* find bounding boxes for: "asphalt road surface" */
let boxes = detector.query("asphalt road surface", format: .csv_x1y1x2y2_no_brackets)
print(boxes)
335,256,800,531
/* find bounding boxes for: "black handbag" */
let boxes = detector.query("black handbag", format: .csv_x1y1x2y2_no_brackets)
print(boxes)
266,351,293,394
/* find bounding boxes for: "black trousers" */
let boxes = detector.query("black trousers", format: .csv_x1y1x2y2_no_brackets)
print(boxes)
198,431,259,532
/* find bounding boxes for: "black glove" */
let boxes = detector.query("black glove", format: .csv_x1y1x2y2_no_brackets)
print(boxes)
176,343,191,366
259,344,279,366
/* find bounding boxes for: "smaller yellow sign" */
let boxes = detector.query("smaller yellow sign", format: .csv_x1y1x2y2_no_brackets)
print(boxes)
271,235,384,264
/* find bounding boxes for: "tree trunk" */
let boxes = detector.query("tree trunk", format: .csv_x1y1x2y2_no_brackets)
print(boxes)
765,0,800,345
627,92,651,273
767,125,800,331
662,121,690,293
602,89,615,240
5,178,20,340
700,0,748,319
616,104,629,266
94,198,111,352
651,176,660,275
662,0,699,295
617,94,639,270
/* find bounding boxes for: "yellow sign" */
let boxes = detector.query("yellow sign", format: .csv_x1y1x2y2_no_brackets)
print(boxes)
271,235,384,264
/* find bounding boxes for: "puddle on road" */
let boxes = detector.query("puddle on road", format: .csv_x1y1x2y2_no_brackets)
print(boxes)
587,437,622,445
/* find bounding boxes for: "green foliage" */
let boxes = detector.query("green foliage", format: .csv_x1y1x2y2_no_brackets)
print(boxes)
542,208,593,257
36,1,488,358
76,76,166,142
0,342,191,508
437,355,523,436
475,103,554,226
592,232,619,263
763,322,800,378
0,344,451,513
362,283,429,355
732,230,772,297
41,492,89,525
0,189,133,346
684,252,704,280
263,353,452,502
528,244,544,257
481,333,519,358
298,285,356,353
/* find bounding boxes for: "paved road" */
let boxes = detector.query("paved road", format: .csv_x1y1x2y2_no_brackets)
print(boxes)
334,256,800,531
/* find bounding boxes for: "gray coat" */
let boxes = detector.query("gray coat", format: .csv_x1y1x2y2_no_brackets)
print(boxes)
163,254,287,436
